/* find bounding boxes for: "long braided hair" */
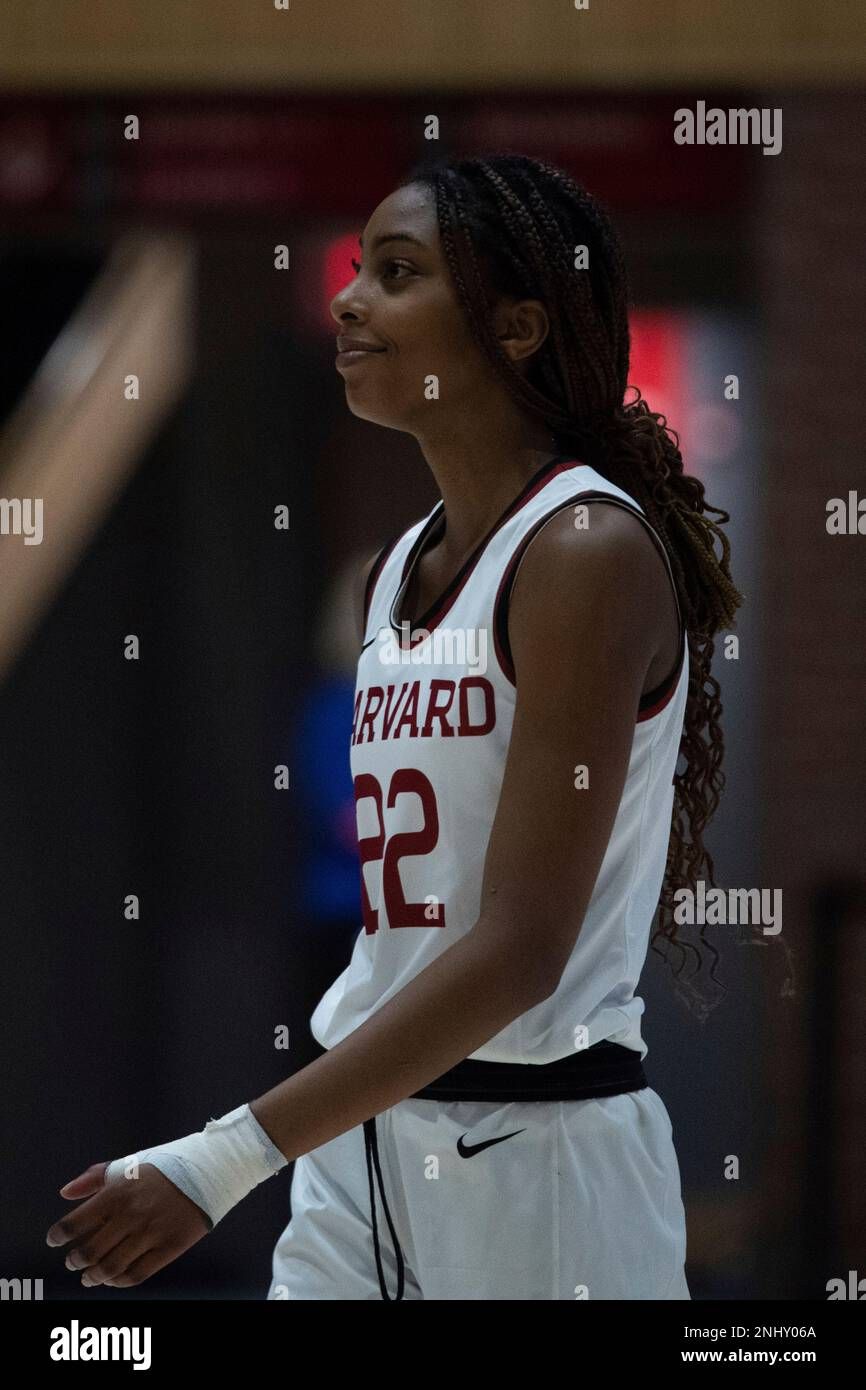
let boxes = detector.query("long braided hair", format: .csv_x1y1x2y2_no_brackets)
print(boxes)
400,151,756,1018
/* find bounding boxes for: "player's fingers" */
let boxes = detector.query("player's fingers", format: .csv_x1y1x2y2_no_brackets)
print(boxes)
62,1206,134,1272
46,1189,118,1250
58,1162,111,1200
80,1231,155,1287
102,1244,176,1288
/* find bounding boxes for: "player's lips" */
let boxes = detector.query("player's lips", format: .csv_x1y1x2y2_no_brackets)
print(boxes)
336,336,387,369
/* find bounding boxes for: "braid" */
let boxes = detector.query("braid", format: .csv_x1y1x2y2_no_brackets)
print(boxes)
401,150,776,1019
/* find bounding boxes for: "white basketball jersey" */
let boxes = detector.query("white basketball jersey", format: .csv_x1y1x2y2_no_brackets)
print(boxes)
310,456,688,1063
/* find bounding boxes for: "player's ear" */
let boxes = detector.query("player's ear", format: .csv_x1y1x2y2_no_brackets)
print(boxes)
493,297,550,367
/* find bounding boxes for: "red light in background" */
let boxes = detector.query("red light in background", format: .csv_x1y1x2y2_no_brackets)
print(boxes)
320,232,358,331
629,309,688,453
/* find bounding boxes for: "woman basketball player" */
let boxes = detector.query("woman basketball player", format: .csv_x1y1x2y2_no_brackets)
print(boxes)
47,154,742,1299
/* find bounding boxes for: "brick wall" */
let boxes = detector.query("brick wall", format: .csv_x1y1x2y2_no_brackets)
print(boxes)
756,90,866,1297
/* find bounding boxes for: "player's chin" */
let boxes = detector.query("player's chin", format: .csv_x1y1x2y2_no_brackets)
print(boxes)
340,393,410,431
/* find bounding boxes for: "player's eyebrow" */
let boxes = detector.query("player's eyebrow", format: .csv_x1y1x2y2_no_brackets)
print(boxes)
358,232,428,252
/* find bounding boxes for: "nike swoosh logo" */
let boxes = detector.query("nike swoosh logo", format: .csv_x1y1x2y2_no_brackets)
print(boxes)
457,1128,526,1158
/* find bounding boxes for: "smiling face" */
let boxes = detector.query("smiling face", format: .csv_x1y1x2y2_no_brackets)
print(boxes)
330,181,549,444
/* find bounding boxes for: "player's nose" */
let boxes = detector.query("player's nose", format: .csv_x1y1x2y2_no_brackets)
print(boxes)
330,278,368,327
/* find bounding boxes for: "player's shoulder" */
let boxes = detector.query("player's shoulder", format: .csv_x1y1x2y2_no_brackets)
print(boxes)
506,497,674,688
513,497,665,605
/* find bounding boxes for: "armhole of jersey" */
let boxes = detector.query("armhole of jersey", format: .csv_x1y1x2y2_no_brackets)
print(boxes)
362,532,401,634
492,491,686,721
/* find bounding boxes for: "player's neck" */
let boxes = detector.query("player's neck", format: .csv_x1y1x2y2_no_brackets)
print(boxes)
414,430,561,563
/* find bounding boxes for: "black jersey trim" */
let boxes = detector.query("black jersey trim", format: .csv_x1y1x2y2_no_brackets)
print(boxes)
492,491,685,721
636,629,687,721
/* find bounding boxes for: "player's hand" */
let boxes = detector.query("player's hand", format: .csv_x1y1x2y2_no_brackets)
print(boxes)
46,1160,210,1287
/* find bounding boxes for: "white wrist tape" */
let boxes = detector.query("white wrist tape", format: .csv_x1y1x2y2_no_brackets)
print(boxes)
104,1103,287,1229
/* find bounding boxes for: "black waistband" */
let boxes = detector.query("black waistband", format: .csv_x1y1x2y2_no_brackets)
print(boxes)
408,1040,647,1102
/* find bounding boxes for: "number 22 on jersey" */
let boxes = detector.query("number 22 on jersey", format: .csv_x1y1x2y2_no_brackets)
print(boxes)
354,770,446,933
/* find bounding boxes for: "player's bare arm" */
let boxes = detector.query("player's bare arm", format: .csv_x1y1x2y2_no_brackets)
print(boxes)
471,502,672,982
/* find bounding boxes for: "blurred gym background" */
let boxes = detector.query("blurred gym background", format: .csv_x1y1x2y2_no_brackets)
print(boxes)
1,2,864,1300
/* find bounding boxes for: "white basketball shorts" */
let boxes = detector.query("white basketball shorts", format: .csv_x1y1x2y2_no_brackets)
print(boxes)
266,1085,690,1300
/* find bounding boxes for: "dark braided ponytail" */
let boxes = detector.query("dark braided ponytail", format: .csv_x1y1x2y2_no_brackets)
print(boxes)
401,150,759,1019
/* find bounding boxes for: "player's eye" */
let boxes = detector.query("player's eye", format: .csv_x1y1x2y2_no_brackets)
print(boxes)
350,257,414,281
